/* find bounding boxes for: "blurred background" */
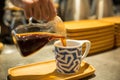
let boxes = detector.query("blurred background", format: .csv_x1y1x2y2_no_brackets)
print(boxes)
0,0,120,44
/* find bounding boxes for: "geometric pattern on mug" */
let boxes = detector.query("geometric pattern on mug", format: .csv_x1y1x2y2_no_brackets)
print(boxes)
55,47,82,73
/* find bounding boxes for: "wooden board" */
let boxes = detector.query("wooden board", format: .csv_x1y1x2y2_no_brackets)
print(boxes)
115,30,120,34
116,43,120,47
90,38,114,48
115,34,120,47
116,36,120,41
67,31,114,40
116,39,120,47
64,20,114,33
67,35,114,44
100,16,120,24
89,35,114,43
115,25,120,30
116,39,120,42
82,38,114,50
115,33,120,36
8,60,95,80
89,43,114,54
0,42,3,52
67,26,114,37
83,41,114,54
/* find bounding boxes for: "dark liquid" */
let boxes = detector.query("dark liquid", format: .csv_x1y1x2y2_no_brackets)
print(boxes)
13,32,66,57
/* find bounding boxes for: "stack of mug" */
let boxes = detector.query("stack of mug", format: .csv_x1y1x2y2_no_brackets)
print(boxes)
100,16,120,47
64,20,115,55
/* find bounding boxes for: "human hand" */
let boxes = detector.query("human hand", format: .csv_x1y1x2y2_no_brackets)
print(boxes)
10,0,57,21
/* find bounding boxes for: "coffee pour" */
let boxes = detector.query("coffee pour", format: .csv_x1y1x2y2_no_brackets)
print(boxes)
12,16,66,57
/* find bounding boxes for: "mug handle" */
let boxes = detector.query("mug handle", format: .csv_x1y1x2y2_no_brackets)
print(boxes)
78,40,91,60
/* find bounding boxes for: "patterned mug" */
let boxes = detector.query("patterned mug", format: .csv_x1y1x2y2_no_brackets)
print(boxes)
54,39,91,74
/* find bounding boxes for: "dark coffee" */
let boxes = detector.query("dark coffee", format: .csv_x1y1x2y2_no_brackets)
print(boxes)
13,32,66,57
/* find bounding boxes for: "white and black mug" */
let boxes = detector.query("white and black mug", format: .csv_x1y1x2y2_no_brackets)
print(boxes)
54,39,91,74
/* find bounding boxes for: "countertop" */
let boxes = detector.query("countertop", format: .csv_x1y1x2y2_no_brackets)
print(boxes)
0,44,120,80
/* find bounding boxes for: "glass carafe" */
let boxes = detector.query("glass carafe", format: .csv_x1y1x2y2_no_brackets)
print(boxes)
12,16,66,57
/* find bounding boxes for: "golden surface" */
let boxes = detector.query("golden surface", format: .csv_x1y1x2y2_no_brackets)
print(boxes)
100,16,120,24
8,60,95,80
64,20,114,32
0,42,3,51
67,26,114,37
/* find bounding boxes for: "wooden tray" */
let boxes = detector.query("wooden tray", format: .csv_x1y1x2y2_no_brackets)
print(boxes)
67,31,114,40
116,39,120,47
82,39,114,54
67,26,114,37
90,38,114,48
83,40,114,51
8,60,95,80
115,25,120,29
116,32,120,35
67,35,114,44
100,16,120,24
0,42,3,52
89,43,114,54
116,36,120,40
116,38,120,42
64,20,114,33
115,35,120,47
116,43,120,46
117,30,120,32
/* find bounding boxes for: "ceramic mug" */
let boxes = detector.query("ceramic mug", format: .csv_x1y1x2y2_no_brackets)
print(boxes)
54,39,91,74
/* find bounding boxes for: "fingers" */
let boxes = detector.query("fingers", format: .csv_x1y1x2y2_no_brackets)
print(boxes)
32,0,41,20
22,0,34,19
39,0,49,21
37,0,56,21
23,5,32,19
22,0,57,21
47,0,56,21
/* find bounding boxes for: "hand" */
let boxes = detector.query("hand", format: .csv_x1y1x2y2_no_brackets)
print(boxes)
10,0,57,21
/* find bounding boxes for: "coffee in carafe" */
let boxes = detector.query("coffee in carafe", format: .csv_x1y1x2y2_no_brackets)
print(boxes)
12,16,66,57
12,32,66,57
